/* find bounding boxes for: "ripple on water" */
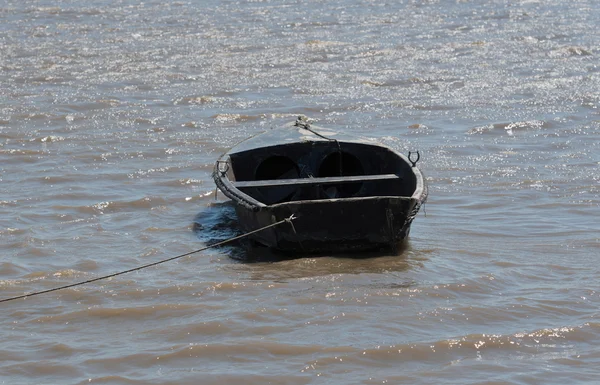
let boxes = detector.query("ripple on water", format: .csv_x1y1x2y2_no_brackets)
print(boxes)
1,0,600,384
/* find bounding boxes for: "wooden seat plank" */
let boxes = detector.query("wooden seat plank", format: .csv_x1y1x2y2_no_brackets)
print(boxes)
232,174,401,188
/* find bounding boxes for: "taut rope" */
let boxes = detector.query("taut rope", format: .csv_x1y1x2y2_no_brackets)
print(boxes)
0,215,296,304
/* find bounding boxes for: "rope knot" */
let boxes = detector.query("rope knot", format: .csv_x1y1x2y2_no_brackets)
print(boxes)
285,214,297,234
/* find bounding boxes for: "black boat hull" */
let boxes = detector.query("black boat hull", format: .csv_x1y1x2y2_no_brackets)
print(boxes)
234,195,422,252
212,119,427,253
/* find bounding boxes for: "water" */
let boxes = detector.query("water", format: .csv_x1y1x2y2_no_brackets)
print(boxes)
1,0,599,383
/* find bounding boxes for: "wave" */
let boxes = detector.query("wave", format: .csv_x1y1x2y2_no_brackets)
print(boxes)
467,120,551,135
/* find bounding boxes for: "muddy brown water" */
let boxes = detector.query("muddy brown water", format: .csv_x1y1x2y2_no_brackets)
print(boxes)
1,0,599,384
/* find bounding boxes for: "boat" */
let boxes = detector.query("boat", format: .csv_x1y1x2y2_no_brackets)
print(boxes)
212,117,428,253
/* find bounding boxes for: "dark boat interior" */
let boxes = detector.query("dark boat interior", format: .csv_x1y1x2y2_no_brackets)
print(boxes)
222,141,417,205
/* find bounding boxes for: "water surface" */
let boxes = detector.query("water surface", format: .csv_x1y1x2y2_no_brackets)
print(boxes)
1,0,599,384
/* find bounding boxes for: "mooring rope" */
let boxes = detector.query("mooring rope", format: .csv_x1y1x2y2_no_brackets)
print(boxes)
0,214,296,304
294,117,344,176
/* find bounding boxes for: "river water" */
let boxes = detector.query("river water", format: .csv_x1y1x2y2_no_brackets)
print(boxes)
1,0,599,384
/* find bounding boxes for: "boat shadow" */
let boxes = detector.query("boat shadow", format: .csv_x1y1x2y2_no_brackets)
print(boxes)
193,201,417,265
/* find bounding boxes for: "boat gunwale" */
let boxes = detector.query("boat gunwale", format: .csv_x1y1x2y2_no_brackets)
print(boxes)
267,194,417,208
213,126,427,211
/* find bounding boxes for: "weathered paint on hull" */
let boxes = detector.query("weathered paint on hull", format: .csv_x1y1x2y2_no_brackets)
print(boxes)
234,196,419,253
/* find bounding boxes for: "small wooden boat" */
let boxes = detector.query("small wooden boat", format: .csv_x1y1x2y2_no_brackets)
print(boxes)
212,117,428,253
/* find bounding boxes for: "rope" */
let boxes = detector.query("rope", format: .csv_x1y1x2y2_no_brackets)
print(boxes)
295,117,344,176
0,214,296,304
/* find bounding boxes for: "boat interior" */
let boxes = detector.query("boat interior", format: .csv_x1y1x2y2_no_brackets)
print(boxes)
221,141,417,205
